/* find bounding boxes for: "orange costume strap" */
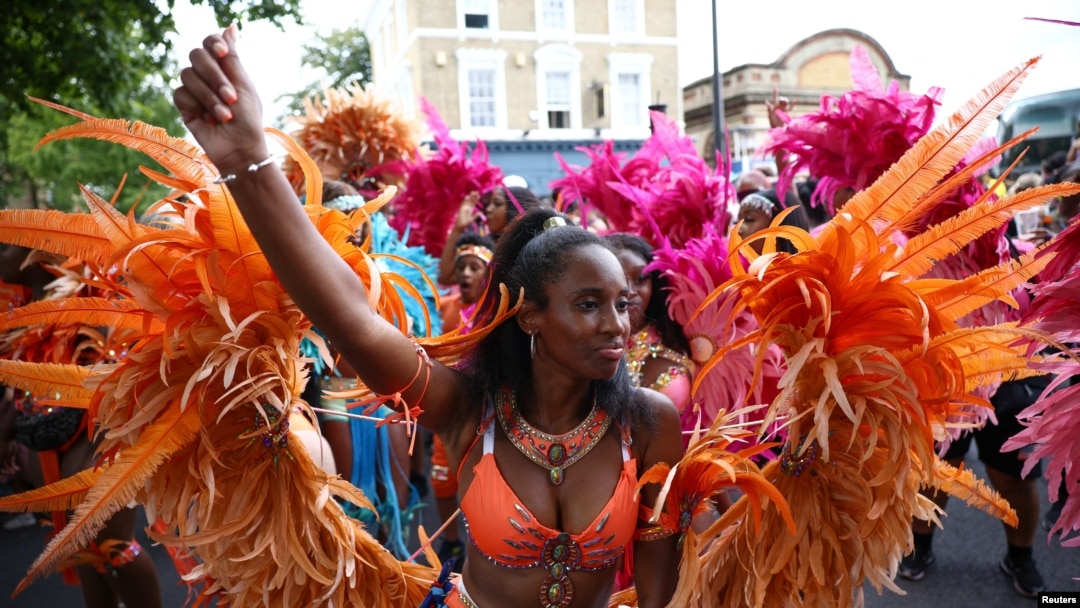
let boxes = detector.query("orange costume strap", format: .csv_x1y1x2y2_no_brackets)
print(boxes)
60,538,142,575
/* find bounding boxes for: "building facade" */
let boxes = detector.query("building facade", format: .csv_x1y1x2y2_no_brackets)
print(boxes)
683,29,909,173
363,0,680,194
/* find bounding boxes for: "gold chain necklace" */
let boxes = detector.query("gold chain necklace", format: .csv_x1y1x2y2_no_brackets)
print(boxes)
495,386,612,485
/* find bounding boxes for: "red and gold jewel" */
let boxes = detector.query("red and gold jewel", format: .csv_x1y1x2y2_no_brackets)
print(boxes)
496,387,611,486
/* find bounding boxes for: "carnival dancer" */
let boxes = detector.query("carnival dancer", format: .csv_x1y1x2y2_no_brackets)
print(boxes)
629,53,1080,608
172,27,698,608
0,25,702,608
762,44,1052,594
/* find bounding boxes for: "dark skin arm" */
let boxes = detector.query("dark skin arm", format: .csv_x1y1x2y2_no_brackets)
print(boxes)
173,27,467,434
766,87,798,199
0,387,18,476
633,389,684,608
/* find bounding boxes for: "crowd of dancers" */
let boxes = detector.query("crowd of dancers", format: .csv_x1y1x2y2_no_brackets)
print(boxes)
0,22,1078,608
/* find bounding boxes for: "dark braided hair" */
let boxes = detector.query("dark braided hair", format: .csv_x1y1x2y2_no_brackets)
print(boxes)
461,207,653,430
453,232,496,253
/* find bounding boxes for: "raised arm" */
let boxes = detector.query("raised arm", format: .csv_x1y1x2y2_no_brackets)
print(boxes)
173,27,465,431
765,87,797,199
436,191,481,285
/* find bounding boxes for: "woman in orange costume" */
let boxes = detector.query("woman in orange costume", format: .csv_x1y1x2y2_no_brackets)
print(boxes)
173,26,684,608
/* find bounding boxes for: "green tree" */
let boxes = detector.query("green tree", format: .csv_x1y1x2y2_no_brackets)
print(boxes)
1,0,305,210
280,26,372,118
8,93,186,216
1,0,304,115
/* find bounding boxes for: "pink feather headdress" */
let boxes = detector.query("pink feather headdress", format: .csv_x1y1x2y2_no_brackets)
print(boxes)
551,111,732,250
765,45,1012,318
388,98,504,256
648,225,786,442
763,45,941,214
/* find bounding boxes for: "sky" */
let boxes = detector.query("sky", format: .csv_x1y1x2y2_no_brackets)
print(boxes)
168,0,1080,124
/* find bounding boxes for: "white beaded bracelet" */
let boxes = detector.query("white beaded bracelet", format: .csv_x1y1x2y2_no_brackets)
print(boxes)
213,154,280,184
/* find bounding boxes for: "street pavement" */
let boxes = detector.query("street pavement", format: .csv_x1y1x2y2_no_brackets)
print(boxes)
1,443,1078,607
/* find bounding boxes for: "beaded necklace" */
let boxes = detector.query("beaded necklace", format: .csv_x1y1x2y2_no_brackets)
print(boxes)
495,387,611,486
626,326,693,390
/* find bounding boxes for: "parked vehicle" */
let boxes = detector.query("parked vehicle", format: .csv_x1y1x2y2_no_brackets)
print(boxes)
996,88,1080,177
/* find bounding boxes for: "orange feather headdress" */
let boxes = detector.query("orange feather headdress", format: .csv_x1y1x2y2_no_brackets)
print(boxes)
632,56,1080,608
281,83,423,196
0,98,508,606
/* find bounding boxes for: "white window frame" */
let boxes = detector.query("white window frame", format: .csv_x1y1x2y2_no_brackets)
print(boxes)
382,19,394,66
535,0,574,34
608,0,644,37
395,0,409,50
607,52,653,130
397,62,416,116
458,0,499,31
456,48,508,131
543,71,573,129
534,44,584,130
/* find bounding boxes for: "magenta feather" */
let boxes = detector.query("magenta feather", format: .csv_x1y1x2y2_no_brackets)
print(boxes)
1023,17,1080,26
1003,373,1080,545
762,45,942,214
551,111,731,249
388,98,504,256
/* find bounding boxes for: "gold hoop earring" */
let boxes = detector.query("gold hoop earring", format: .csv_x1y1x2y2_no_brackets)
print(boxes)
530,332,537,359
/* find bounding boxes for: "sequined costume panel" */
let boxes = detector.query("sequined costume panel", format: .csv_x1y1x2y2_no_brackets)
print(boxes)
458,421,637,571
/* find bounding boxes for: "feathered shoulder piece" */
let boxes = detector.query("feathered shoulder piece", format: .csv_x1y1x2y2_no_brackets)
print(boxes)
0,99,446,606
552,111,731,249
763,45,942,214
281,82,423,196
366,211,443,338
673,56,1080,607
388,97,504,256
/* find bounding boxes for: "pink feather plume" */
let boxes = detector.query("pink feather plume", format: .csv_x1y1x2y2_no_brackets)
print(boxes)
388,98,504,256
552,111,732,249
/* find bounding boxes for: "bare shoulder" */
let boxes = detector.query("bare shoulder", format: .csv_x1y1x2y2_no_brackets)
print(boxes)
636,386,679,421
629,387,683,467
